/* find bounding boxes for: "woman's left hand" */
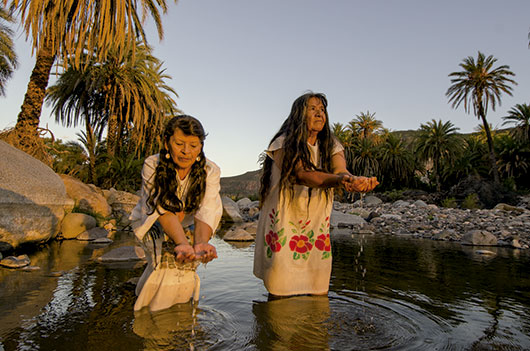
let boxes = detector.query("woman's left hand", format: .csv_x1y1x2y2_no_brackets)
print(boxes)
194,242,218,263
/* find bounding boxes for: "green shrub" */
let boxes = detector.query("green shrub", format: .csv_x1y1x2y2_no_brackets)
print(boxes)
441,197,457,208
461,193,480,209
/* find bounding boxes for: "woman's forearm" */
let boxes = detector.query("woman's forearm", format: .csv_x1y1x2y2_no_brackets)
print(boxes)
158,212,189,245
193,219,213,244
296,169,343,188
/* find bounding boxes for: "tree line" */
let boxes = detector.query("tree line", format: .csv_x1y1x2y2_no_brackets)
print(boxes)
0,2,528,196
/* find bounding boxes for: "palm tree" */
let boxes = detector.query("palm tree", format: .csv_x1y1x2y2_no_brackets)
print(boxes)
0,6,17,96
495,133,529,190
46,42,178,157
502,103,530,143
332,122,352,146
345,137,380,177
415,119,463,191
4,0,175,147
379,133,416,189
352,111,383,140
446,51,516,184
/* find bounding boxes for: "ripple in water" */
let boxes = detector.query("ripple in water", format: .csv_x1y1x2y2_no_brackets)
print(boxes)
327,292,453,350
133,302,240,350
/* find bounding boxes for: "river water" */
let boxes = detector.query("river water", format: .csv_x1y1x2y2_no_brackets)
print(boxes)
1,228,529,350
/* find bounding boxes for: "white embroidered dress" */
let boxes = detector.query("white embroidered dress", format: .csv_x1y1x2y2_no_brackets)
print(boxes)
129,154,223,311
253,136,344,296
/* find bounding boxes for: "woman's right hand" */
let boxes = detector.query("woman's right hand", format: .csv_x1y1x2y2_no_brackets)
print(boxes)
174,243,196,263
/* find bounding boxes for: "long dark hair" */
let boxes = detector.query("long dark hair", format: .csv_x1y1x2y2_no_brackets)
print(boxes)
147,115,207,215
259,92,335,204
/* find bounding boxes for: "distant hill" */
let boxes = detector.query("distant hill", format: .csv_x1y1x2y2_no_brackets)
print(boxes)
220,169,261,200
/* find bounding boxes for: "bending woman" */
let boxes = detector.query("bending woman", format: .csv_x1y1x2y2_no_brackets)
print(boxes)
130,115,222,311
253,92,378,297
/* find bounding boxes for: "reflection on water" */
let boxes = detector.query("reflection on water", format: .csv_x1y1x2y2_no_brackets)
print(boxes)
0,229,529,350
252,296,331,351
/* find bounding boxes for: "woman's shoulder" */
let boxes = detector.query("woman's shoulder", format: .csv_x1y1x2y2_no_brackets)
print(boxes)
267,134,286,152
144,154,160,166
205,158,221,177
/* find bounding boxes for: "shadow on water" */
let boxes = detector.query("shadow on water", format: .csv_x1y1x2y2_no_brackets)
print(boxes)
0,228,529,350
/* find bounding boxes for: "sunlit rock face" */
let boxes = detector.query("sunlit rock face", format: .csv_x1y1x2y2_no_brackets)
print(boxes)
0,141,74,249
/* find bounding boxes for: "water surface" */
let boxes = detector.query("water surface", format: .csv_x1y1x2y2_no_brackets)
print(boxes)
1,229,529,350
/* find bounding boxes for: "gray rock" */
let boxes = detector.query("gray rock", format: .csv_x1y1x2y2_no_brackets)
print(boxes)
413,200,428,208
61,212,97,239
236,197,252,210
364,195,382,206
393,200,410,207
493,203,525,213
380,214,402,221
91,237,114,244
0,141,74,248
0,254,31,268
96,246,146,262
60,174,112,218
77,227,109,241
223,228,254,242
330,210,366,228
462,230,498,246
221,196,244,223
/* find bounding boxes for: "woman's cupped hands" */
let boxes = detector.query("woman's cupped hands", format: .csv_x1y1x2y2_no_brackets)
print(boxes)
340,175,379,193
174,243,218,264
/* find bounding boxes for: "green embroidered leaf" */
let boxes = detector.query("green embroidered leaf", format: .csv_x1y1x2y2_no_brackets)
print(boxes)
293,252,300,260
322,251,331,259
267,247,272,258
289,221,296,226
278,228,284,236
302,253,309,260
280,236,287,246
308,230,314,239
291,229,297,233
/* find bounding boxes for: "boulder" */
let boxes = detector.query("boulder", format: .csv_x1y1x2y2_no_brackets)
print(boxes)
363,195,382,206
221,196,244,223
77,227,109,241
105,188,140,226
330,210,366,228
0,141,74,248
462,230,498,246
0,254,31,268
96,246,146,262
60,174,112,219
60,213,97,239
236,197,252,210
223,228,254,242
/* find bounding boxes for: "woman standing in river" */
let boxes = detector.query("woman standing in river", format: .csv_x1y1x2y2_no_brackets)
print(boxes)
253,92,378,297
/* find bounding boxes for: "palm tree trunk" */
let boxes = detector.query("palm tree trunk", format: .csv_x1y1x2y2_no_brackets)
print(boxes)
85,119,97,184
479,109,500,185
107,114,118,157
14,41,55,147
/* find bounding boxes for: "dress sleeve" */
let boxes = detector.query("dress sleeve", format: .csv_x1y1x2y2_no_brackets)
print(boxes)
129,154,166,241
194,159,223,233
332,137,345,155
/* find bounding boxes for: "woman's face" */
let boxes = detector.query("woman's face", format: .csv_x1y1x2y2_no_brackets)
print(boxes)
165,127,202,171
305,97,326,134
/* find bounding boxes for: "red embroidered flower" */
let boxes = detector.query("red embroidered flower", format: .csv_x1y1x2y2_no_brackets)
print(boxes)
289,235,313,254
315,233,331,252
266,230,282,252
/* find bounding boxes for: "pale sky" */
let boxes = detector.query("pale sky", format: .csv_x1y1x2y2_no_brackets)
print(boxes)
2,0,530,177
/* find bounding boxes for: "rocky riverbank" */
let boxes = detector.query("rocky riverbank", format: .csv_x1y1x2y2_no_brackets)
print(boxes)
225,195,530,250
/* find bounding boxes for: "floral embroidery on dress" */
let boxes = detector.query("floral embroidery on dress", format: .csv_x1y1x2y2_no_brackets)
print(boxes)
315,216,331,259
265,208,285,258
288,219,314,260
